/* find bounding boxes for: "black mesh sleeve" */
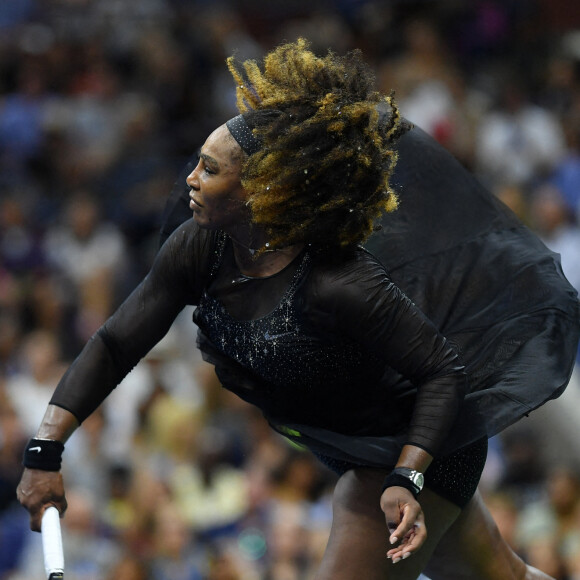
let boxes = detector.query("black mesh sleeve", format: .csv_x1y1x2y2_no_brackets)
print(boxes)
50,219,215,423
313,251,467,456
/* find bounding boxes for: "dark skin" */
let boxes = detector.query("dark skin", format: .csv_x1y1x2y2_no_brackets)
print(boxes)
386,446,431,562
17,123,431,564
17,404,76,532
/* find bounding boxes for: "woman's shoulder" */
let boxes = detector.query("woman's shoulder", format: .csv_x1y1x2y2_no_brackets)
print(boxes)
302,246,416,339
160,218,219,258
306,246,393,307
310,244,390,278
155,219,223,290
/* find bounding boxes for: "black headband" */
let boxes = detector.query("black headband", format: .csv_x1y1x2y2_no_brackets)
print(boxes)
226,114,262,155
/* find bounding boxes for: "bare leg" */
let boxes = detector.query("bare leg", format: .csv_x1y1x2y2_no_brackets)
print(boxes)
315,468,461,580
425,489,554,580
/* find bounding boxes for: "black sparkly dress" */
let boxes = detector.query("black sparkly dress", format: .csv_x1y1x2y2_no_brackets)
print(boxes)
157,124,579,456
50,125,580,506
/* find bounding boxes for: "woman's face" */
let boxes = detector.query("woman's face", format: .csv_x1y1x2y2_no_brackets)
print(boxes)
186,124,248,231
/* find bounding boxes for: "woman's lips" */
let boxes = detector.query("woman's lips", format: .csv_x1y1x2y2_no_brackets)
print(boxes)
189,193,203,209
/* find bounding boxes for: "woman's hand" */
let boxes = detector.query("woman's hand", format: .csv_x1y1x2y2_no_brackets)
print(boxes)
16,405,78,531
16,468,67,532
380,485,426,563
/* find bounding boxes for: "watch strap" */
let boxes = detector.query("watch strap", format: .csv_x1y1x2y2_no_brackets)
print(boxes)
381,468,423,498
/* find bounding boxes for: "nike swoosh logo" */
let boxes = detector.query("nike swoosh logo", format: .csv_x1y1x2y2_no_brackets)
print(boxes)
264,331,292,341
28,446,42,453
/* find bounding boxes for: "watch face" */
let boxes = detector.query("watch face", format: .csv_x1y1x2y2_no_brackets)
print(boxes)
415,473,425,489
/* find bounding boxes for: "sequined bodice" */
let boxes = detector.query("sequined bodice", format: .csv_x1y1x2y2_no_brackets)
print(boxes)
192,234,379,428
196,239,317,387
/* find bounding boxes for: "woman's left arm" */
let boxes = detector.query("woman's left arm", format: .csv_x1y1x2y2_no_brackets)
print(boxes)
329,253,468,559
333,254,468,453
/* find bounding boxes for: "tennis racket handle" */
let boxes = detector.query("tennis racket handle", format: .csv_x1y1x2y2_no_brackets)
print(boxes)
41,506,64,580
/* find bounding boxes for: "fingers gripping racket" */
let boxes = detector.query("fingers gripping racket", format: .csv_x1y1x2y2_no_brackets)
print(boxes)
41,506,64,580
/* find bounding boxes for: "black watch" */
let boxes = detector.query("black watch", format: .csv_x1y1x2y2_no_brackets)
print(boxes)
395,467,425,492
382,467,425,497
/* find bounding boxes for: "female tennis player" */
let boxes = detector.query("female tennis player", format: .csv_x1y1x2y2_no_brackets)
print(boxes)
18,39,579,579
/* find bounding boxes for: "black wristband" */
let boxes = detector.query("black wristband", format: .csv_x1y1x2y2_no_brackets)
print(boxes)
381,472,422,498
22,438,65,471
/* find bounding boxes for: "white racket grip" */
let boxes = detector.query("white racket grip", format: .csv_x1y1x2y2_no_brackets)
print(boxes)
41,506,64,579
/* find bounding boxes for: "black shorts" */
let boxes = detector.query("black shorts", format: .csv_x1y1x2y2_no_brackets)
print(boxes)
314,437,488,509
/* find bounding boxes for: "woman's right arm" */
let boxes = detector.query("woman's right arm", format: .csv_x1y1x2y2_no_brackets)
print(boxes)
17,220,210,530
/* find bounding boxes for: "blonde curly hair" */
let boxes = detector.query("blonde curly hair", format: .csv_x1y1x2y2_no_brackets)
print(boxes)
227,38,406,252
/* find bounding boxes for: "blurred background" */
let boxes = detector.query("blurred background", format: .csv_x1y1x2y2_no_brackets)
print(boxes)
1,0,580,578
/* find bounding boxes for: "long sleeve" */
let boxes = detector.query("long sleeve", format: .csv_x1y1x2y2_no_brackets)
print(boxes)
310,249,467,456
50,219,215,423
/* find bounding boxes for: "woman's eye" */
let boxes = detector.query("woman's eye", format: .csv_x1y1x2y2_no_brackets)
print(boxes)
204,165,215,175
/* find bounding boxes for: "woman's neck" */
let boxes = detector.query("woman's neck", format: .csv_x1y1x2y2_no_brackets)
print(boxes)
226,224,304,277
233,241,305,277
228,237,302,278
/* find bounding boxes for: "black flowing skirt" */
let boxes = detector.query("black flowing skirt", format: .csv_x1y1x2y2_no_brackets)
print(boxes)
364,125,579,453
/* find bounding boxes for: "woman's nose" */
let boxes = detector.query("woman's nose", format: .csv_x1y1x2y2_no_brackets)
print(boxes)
186,166,199,189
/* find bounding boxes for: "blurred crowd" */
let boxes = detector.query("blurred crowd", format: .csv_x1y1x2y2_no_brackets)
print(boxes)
1,1,580,579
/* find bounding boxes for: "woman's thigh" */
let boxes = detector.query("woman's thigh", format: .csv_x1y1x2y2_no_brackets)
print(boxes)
315,468,461,580
424,489,533,580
